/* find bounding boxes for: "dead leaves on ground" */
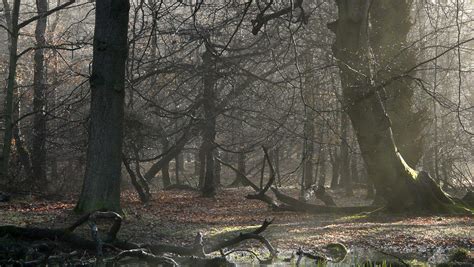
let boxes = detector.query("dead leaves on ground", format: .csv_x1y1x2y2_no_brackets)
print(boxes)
0,187,472,260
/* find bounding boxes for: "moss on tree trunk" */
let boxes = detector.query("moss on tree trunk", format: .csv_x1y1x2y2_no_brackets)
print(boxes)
328,0,470,214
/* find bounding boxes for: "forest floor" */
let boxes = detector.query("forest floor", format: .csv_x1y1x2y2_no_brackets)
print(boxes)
0,187,473,265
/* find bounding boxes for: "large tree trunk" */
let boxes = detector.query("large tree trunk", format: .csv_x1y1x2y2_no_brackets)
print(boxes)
75,0,130,213
369,0,425,168
200,48,218,197
328,0,463,213
31,0,49,188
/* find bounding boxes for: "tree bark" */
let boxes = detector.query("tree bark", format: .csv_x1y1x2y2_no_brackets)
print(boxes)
161,138,171,188
369,0,425,167
1,0,20,182
339,113,353,196
350,152,359,184
174,153,182,185
329,0,464,212
201,48,218,197
330,147,339,188
229,151,247,187
31,0,49,188
143,125,191,183
317,127,327,187
76,0,130,213
302,50,315,189
214,150,221,186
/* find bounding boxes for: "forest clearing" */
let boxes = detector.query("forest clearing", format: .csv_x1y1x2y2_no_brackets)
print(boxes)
1,0,474,266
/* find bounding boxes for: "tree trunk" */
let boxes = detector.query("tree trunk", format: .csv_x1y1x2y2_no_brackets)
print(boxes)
143,126,191,183
339,113,353,196
318,148,327,187
75,0,130,213
13,127,32,180
201,48,217,197
198,143,205,188
230,151,246,187
302,50,315,189
1,0,20,182
330,147,339,189
175,153,182,185
161,138,171,188
31,0,49,188
274,147,281,186
369,0,425,168
214,150,221,186
350,154,359,184
328,0,464,213
161,162,171,188
194,147,200,178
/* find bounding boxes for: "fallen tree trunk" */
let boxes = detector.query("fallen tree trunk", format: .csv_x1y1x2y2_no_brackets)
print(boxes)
0,211,277,266
271,188,379,214
219,148,378,214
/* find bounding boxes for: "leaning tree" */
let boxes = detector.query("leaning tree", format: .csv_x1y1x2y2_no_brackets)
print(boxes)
328,0,468,213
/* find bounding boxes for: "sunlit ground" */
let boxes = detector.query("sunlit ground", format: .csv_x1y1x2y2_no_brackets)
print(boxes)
0,187,472,265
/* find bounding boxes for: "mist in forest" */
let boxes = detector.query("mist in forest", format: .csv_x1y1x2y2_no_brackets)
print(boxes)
0,1,473,266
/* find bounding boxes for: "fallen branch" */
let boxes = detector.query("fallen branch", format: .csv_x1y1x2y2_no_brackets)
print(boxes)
208,218,277,257
0,213,277,266
110,249,178,266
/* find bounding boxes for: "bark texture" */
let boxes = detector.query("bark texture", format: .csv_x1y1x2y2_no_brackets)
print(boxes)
31,0,49,187
1,0,20,181
200,48,218,197
76,0,130,213
369,0,425,167
329,0,464,212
